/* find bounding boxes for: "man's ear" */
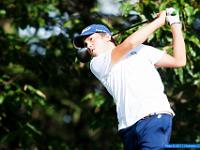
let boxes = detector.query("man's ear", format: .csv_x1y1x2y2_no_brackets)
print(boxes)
104,33,112,41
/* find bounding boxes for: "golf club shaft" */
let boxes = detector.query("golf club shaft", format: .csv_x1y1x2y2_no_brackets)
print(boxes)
112,20,150,36
113,9,178,37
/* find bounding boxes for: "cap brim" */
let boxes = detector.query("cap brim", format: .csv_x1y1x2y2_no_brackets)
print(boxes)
73,33,93,49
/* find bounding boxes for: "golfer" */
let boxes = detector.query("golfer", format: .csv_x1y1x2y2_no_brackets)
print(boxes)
73,9,186,150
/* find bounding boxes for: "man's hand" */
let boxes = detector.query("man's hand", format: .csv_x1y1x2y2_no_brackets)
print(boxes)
156,11,167,27
166,8,181,25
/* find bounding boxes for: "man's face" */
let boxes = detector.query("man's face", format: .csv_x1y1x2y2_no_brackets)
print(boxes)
84,33,109,56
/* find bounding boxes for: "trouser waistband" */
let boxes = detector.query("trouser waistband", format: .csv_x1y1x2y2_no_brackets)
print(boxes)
142,112,173,120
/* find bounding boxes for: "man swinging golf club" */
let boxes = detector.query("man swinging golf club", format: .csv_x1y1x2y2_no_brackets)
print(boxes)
73,8,186,150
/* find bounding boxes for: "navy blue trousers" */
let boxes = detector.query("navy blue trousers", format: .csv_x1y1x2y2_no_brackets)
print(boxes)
119,114,173,150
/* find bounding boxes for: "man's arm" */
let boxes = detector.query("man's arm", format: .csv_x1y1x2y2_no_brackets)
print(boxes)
111,11,166,64
155,23,186,68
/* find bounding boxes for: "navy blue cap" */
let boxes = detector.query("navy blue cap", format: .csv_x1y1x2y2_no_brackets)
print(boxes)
73,24,112,48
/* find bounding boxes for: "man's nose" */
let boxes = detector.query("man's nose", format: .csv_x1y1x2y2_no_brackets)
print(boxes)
87,43,93,49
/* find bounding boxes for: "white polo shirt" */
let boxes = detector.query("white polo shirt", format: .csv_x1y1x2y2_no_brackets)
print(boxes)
90,44,174,130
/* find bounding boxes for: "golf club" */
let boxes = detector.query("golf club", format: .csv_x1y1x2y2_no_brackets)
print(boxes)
75,19,150,63
75,9,177,63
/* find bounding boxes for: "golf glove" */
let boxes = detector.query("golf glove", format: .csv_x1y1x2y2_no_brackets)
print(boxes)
166,8,181,25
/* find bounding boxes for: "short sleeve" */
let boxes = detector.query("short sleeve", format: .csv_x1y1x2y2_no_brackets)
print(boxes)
138,44,166,64
90,50,112,80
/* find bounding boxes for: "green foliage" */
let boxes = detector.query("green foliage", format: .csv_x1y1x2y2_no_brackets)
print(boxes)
0,76,45,149
119,1,134,17
0,0,200,149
